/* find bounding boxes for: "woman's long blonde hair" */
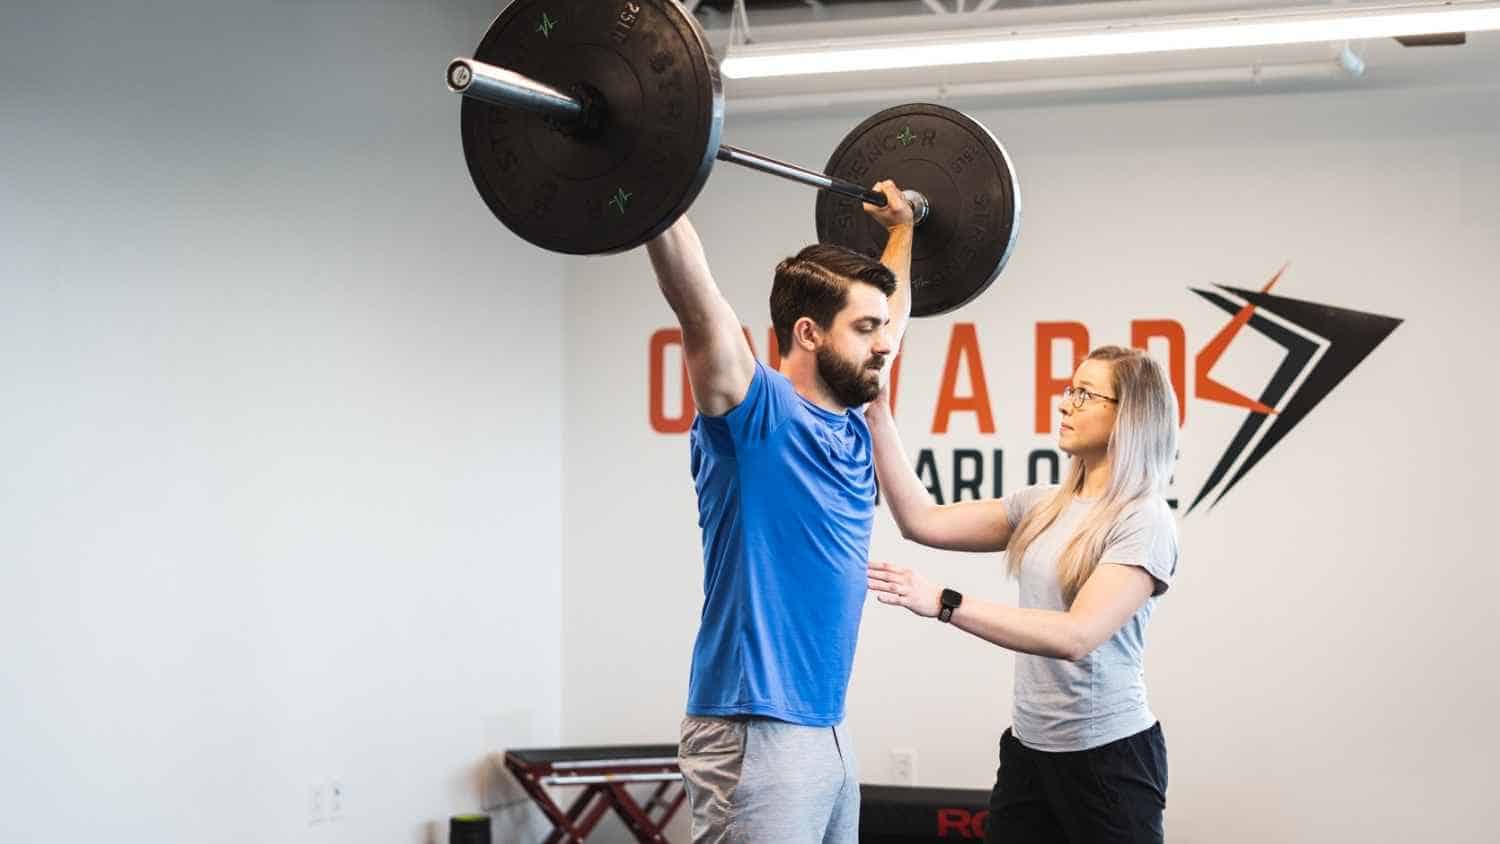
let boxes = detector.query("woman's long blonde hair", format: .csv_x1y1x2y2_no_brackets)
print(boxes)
1004,346,1179,604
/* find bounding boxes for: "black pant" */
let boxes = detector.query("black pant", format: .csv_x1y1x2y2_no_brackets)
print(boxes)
984,722,1167,844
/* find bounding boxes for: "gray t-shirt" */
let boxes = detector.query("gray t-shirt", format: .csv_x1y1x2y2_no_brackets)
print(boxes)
1002,484,1179,752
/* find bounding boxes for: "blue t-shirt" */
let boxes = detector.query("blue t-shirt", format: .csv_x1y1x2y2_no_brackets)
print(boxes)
685,359,876,726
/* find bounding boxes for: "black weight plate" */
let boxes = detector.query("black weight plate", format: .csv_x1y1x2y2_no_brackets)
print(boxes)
461,0,723,255
815,104,1020,316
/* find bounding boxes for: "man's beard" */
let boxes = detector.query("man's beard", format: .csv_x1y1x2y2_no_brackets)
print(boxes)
816,345,885,408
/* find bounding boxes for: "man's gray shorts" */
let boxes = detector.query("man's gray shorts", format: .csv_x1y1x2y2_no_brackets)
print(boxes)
677,715,859,844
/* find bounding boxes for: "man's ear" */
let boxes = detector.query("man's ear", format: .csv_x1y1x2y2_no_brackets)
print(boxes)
793,317,822,353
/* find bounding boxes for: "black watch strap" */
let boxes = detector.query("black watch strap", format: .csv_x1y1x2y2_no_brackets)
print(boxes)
938,588,963,623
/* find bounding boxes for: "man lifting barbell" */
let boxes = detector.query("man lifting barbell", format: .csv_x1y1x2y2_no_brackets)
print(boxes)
442,1,1021,840
648,185,911,842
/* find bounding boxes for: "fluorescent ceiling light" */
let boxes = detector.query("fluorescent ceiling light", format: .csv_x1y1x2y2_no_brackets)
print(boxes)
719,2,1500,78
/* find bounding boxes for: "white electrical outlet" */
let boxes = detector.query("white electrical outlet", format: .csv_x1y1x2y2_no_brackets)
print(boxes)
329,780,345,821
308,784,327,826
891,749,917,785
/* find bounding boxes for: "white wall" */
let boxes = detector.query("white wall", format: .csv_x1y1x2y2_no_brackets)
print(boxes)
1,1,563,841
562,40,1500,843
6,1,1498,841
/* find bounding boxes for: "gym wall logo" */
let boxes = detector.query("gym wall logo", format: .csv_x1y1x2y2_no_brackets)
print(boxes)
644,266,1403,514
1174,266,1402,513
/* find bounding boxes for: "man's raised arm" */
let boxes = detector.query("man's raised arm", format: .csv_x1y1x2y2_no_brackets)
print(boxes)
645,216,756,417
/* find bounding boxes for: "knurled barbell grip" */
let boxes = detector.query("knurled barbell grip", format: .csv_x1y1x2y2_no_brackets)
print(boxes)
716,144,885,206
714,145,930,225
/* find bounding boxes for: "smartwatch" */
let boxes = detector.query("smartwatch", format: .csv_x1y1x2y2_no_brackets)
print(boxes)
938,588,963,623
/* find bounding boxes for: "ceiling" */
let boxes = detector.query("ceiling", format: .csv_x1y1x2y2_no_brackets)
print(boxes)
674,0,1496,113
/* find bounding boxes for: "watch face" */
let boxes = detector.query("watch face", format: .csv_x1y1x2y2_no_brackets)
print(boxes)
941,588,962,608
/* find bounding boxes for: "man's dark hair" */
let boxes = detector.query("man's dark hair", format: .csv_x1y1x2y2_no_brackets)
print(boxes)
769,244,897,358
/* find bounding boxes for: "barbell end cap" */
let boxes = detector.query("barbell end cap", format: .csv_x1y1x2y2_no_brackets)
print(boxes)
446,58,474,93
903,189,931,227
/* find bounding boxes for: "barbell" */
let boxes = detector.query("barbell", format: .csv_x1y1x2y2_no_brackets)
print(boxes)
445,0,1021,316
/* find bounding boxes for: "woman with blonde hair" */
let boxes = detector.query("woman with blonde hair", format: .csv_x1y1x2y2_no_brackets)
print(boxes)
864,345,1180,844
